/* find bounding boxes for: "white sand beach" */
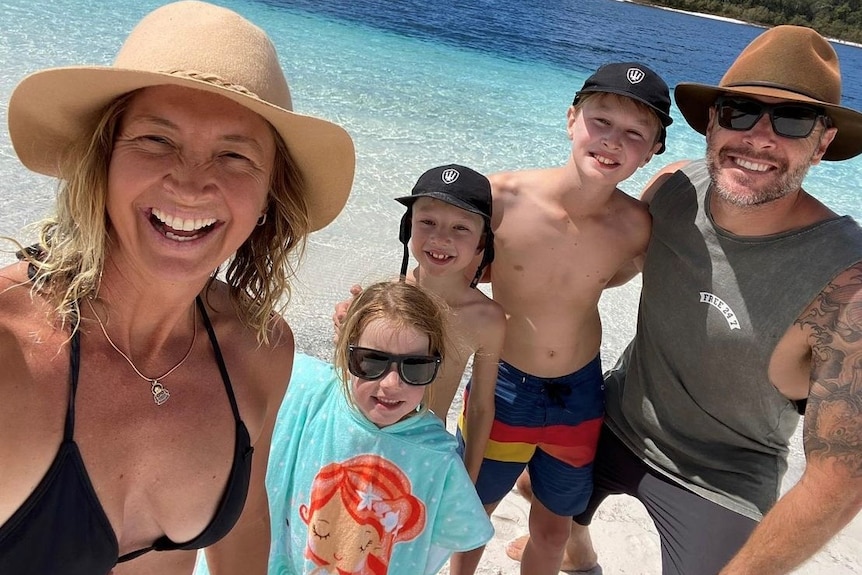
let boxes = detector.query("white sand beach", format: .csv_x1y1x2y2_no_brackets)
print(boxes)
615,0,754,26
615,0,862,48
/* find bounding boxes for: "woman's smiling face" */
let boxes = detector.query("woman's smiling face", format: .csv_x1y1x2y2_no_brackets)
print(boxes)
106,84,275,281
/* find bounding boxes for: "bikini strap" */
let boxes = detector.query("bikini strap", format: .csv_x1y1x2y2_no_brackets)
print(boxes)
65,329,81,441
195,296,241,422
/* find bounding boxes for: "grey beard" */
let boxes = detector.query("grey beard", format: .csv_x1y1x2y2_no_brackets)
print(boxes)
705,145,812,207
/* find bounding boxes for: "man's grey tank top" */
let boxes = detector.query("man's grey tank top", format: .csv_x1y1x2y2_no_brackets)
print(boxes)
605,159,862,520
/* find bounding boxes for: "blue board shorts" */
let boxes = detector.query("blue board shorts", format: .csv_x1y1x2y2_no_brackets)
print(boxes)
457,356,605,516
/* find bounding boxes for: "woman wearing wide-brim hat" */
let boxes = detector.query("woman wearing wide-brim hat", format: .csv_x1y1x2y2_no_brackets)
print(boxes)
0,2,354,574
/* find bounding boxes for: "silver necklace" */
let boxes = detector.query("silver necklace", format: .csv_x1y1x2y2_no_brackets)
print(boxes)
85,298,197,405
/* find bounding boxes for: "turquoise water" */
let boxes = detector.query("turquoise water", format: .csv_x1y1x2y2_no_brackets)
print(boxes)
5,2,859,563
2,0,861,359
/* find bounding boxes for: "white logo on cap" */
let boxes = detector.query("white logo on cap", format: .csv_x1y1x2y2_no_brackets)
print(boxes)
627,68,645,84
441,168,460,184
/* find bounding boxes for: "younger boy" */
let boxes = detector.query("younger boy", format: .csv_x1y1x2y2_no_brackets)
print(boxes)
394,164,506,483
450,62,673,575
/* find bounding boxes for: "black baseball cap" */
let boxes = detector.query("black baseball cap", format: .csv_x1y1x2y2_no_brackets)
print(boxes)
395,164,492,222
395,164,494,288
573,62,673,153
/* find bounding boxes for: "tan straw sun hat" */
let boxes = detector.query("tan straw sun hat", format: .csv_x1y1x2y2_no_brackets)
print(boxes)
7,0,355,231
674,25,862,161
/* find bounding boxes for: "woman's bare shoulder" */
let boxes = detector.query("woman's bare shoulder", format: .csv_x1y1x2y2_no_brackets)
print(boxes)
0,262,53,332
0,261,32,295
199,283,294,369
0,262,62,406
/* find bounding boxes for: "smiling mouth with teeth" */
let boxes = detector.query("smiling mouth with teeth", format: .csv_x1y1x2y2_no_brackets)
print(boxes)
593,153,618,166
733,158,771,172
376,397,403,406
427,251,452,261
151,207,217,242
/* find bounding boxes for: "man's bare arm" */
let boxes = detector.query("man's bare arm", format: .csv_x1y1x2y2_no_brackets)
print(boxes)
639,161,688,205
605,258,643,288
720,262,862,574
604,162,690,289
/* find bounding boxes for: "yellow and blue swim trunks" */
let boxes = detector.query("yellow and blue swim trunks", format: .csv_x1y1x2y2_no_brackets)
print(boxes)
457,356,605,516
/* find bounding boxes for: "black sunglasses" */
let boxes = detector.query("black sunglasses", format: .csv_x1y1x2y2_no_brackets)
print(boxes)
715,96,827,139
348,346,441,386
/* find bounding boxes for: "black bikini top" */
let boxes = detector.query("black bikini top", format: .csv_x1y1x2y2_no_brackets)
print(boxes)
0,297,253,575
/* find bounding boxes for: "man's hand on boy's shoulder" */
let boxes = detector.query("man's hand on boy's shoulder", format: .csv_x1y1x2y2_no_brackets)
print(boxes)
332,284,362,344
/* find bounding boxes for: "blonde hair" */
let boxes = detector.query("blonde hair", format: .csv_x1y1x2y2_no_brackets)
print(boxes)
334,281,449,413
20,89,309,343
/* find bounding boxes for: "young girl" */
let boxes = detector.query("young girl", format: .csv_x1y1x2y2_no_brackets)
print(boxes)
267,281,493,574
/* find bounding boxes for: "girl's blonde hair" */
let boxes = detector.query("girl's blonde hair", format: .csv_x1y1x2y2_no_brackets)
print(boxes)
334,281,449,413
20,89,309,343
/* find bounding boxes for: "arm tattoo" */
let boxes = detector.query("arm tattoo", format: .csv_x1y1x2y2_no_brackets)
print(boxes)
796,264,862,477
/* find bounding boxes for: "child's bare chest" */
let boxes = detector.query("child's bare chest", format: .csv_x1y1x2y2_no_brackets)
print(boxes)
496,209,628,283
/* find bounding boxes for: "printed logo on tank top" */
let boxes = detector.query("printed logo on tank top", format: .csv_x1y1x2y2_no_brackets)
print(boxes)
699,292,741,330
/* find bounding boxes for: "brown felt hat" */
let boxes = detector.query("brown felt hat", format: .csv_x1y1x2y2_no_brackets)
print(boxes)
7,0,355,231
674,25,862,161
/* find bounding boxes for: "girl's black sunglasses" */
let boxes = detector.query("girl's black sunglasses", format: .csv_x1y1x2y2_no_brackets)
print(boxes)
348,346,441,386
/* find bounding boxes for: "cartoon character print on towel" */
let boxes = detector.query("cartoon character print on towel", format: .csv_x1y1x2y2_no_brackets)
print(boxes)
299,454,426,575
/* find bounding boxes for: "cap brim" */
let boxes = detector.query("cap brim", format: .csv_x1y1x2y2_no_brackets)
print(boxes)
674,82,862,161
395,192,490,220
576,87,673,127
575,87,670,154
9,67,355,231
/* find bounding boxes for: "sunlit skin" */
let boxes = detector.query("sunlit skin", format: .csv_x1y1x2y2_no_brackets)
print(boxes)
404,197,504,486
450,93,661,575
567,93,662,186
409,198,485,279
487,93,659,380
0,85,293,575
331,184,506,486
306,496,382,573
351,319,430,427
106,84,275,283
510,97,847,575
705,95,836,208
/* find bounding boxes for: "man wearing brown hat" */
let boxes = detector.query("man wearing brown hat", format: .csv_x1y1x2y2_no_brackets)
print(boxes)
509,25,862,575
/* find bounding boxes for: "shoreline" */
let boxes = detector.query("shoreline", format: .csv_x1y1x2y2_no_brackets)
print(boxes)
617,0,754,26
616,0,862,48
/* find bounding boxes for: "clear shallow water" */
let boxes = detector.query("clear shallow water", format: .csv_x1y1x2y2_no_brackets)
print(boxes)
2,0,861,365
3,0,861,529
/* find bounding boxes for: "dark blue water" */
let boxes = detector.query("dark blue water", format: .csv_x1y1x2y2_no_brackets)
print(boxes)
3,0,857,506
2,0,861,361
262,0,862,108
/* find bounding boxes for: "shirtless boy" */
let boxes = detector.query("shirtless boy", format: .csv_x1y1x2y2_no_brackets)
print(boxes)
395,164,506,482
449,62,673,575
